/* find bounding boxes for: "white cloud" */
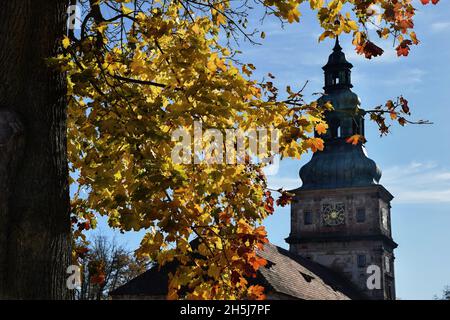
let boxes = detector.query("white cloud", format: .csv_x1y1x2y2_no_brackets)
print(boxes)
379,68,426,86
266,161,450,204
382,162,450,204
267,176,301,191
431,22,450,33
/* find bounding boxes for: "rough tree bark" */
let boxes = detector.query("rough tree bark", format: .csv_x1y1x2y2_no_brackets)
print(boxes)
0,0,70,299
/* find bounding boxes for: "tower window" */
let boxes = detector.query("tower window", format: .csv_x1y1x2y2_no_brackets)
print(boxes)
386,279,394,300
331,73,340,85
331,119,341,138
357,254,366,268
356,208,366,223
385,256,391,273
381,208,389,230
304,211,313,225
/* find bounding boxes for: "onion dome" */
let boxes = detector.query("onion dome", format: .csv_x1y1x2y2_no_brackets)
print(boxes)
299,38,382,190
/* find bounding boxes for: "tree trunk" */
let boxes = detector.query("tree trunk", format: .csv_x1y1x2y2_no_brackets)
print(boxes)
0,0,70,299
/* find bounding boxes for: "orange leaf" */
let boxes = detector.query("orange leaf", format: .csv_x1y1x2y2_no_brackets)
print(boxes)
396,40,412,57
247,285,266,300
346,135,366,145
315,122,328,135
356,40,384,59
307,138,324,153
390,112,398,120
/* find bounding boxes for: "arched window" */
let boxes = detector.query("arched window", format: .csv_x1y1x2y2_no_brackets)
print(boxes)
332,73,339,85
331,119,341,138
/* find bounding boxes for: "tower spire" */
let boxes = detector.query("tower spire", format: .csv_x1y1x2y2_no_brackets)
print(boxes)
323,37,353,92
333,36,342,52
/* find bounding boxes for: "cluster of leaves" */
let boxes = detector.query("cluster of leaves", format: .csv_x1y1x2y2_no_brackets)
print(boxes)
344,96,431,146
314,0,439,58
366,96,430,137
53,0,438,299
258,0,439,58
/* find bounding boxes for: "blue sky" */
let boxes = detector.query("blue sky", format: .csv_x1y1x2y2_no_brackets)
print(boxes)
84,1,450,300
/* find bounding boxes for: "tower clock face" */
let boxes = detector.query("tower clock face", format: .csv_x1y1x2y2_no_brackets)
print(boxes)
322,203,345,226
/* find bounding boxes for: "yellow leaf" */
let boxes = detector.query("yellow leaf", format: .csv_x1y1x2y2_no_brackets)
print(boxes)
319,31,333,42
192,24,200,35
310,0,324,9
347,20,358,31
62,36,70,49
410,31,419,45
207,55,218,73
121,4,133,15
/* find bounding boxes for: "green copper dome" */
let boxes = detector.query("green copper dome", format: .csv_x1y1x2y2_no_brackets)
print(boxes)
299,38,382,190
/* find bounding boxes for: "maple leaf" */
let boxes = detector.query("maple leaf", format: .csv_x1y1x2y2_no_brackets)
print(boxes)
264,191,275,215
398,117,407,126
315,122,328,135
247,285,266,300
400,97,410,114
390,112,398,120
396,40,413,57
410,32,419,45
360,40,384,59
307,138,324,152
386,100,395,110
346,134,366,145
276,191,294,207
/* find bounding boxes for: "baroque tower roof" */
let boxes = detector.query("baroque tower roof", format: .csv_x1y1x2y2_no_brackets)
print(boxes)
299,39,382,189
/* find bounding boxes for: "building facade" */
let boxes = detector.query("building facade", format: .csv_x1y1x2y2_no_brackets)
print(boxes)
286,38,397,300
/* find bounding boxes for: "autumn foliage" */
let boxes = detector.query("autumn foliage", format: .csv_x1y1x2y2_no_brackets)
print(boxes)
54,0,439,299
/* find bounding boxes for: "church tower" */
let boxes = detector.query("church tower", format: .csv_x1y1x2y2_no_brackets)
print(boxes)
287,39,397,300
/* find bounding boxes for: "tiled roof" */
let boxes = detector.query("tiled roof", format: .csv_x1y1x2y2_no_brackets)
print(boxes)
109,262,172,297
254,243,362,300
110,242,363,300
